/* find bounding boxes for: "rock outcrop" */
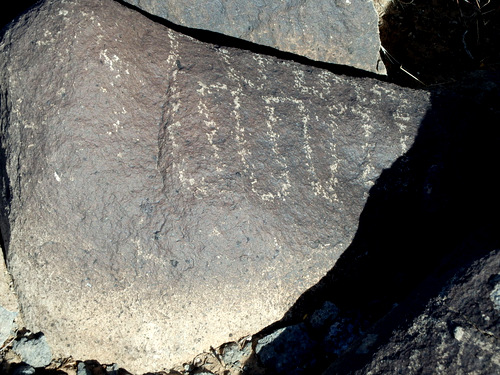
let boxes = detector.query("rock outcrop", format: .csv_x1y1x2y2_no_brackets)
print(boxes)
315,70,500,375
0,0,429,372
350,250,500,374
122,0,385,74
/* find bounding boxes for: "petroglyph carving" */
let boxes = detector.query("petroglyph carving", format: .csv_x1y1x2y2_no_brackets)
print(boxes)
0,0,429,372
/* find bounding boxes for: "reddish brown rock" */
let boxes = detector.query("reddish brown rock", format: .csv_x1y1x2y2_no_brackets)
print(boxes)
0,0,429,372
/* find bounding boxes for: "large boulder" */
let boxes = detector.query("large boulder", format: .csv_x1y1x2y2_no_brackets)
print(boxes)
122,0,385,74
0,0,429,372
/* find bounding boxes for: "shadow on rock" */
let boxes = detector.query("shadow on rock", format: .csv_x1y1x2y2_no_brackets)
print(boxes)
0,0,39,30
245,71,500,374
378,0,500,86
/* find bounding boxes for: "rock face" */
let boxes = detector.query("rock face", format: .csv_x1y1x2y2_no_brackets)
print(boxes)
122,0,384,74
0,0,429,372
353,250,500,374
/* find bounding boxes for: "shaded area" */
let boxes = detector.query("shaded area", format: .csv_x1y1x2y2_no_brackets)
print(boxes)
321,70,500,373
379,0,500,87
0,0,40,30
245,70,500,374
0,127,11,259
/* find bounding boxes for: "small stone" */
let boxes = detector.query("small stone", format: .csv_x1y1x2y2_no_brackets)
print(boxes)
106,363,119,375
77,362,91,375
12,333,52,368
255,328,286,355
221,342,242,366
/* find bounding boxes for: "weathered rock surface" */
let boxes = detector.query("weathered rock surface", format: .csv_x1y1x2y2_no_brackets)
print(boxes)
313,71,500,374
0,0,429,372
11,334,52,369
0,252,20,350
122,0,385,74
352,250,500,374
0,306,17,347
257,324,317,374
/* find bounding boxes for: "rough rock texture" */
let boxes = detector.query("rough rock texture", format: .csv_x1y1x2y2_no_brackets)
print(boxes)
0,257,18,313
0,306,17,347
122,0,384,74
256,324,317,374
314,71,500,375
0,0,429,372
253,300,363,374
352,250,500,374
11,334,52,369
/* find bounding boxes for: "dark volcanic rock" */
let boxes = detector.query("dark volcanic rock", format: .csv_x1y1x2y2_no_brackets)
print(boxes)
122,0,385,74
317,71,500,375
0,0,429,372
256,324,318,374
353,250,500,374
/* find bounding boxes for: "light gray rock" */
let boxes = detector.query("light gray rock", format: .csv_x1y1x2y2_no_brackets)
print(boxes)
0,0,428,372
11,334,52,368
0,305,17,346
256,328,286,354
77,362,91,375
105,363,119,375
122,0,385,74
221,341,252,369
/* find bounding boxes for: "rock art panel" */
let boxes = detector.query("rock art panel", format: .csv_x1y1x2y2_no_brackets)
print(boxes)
0,0,428,372
122,0,385,74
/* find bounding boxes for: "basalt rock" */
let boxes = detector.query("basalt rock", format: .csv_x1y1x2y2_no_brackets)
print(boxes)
121,0,385,74
0,0,429,372
351,250,500,375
